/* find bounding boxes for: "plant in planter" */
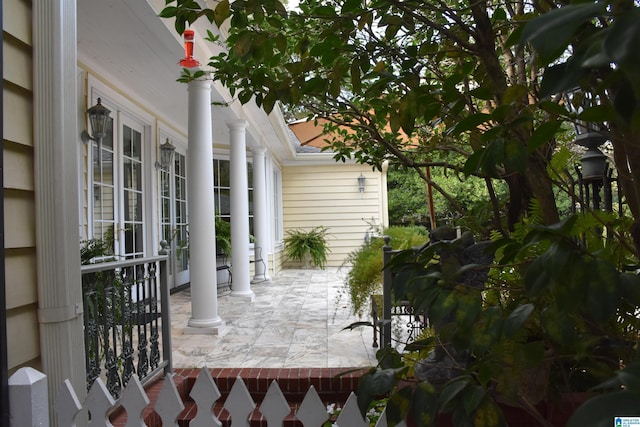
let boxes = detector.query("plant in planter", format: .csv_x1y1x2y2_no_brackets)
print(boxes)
284,226,331,269
215,215,232,255
355,213,640,426
343,224,429,316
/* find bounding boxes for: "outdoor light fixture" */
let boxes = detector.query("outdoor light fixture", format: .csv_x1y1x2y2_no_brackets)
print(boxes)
358,173,366,194
81,98,112,167
156,138,176,171
565,90,609,180
178,29,200,68
81,98,111,143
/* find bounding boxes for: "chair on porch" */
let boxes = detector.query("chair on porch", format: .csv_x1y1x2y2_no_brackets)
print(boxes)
216,252,232,290
250,246,267,282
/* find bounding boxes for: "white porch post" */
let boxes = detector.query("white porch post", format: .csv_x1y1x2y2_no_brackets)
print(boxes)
185,79,225,334
251,147,270,282
227,120,255,300
33,0,87,419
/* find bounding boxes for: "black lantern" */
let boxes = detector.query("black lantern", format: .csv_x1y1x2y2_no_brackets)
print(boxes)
565,91,608,180
358,173,366,194
156,139,176,171
81,98,111,142
81,98,112,168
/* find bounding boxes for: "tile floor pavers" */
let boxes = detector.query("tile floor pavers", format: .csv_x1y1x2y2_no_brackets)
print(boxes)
169,267,379,368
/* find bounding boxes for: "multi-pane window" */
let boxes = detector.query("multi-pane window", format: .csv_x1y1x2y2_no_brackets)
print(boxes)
92,118,116,257
273,169,283,241
89,109,147,260
122,125,144,258
174,153,188,271
160,151,188,271
213,158,254,236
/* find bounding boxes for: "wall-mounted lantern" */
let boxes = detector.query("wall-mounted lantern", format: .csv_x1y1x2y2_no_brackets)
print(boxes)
155,138,176,171
81,98,111,167
358,173,366,194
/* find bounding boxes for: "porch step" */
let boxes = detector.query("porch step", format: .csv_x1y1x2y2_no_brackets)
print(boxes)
111,367,369,427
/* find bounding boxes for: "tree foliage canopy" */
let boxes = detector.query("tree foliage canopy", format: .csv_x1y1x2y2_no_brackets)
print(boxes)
161,1,640,423
163,0,640,243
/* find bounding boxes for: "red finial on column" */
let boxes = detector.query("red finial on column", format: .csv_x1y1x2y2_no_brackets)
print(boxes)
179,29,200,68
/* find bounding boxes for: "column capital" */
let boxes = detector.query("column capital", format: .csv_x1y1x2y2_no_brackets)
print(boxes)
251,146,267,155
226,119,248,130
187,78,213,91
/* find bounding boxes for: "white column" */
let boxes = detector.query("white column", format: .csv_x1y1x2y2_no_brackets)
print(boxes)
251,147,270,282
33,1,87,420
228,120,255,300
185,79,225,334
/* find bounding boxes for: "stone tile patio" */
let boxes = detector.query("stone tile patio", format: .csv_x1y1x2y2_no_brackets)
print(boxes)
169,268,379,368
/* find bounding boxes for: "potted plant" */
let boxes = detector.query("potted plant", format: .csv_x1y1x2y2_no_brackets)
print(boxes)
215,215,232,256
284,226,331,269
214,216,232,286
343,224,429,316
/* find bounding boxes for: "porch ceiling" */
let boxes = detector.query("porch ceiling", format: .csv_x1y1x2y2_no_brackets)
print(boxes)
77,0,295,160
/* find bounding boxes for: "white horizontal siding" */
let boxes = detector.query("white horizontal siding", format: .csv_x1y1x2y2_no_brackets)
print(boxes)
282,164,385,267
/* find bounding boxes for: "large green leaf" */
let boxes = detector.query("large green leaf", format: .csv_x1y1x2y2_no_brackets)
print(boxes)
438,377,471,411
586,259,621,323
603,9,640,97
528,120,562,152
521,2,606,64
214,0,230,27
341,0,362,14
462,385,486,415
568,391,640,427
386,386,413,426
541,307,576,346
504,303,534,339
472,398,505,427
539,61,587,99
357,368,405,415
451,113,492,135
411,382,438,427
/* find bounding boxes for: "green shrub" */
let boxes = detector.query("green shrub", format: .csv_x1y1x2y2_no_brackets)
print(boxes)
215,216,232,255
344,225,429,316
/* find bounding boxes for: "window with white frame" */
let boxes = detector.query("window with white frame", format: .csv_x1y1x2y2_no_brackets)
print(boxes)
213,158,254,236
89,105,148,260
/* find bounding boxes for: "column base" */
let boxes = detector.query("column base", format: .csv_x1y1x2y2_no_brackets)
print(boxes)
251,275,270,284
230,289,255,301
184,318,226,335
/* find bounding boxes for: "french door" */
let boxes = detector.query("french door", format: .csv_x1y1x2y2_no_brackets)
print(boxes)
160,147,190,289
91,113,147,260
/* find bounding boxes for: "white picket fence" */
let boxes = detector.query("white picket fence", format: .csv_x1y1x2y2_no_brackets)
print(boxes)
9,367,409,427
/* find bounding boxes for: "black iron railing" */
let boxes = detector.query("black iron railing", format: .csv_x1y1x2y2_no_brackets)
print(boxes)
81,254,171,397
378,238,428,349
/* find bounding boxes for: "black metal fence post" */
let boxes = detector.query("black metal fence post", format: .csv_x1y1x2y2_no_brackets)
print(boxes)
382,236,393,349
159,241,172,376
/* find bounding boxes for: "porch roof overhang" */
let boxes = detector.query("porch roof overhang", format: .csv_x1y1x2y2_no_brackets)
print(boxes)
77,0,296,162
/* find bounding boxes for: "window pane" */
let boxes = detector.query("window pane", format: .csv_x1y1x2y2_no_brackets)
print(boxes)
123,125,132,157
132,130,142,161
218,160,230,187
102,118,114,150
219,189,231,216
